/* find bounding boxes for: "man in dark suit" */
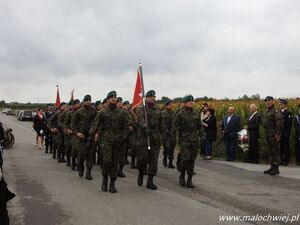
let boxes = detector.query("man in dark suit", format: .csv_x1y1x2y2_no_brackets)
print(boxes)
279,99,293,166
247,104,261,164
294,104,300,166
221,107,241,161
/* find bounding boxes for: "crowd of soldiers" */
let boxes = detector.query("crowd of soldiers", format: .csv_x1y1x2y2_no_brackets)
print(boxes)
37,91,300,194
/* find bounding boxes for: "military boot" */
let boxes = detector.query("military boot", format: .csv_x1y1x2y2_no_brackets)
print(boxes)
85,169,93,180
264,165,273,174
109,180,117,193
52,149,56,159
146,175,157,190
168,159,175,169
101,176,108,192
179,170,186,187
118,165,125,178
60,153,66,163
269,165,280,176
78,166,84,177
45,148,48,154
71,158,76,171
163,157,168,167
137,171,144,186
66,156,71,167
186,174,194,188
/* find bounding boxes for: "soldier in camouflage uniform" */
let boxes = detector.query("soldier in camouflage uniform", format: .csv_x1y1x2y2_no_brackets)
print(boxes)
263,96,283,176
136,90,163,190
93,100,102,166
71,95,96,180
58,102,71,163
47,102,67,162
89,91,128,193
65,99,81,171
173,102,184,172
173,95,205,188
162,99,176,168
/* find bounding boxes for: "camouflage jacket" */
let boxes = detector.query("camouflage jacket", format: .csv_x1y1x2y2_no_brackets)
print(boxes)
173,107,205,143
47,110,62,130
89,106,128,143
264,105,283,137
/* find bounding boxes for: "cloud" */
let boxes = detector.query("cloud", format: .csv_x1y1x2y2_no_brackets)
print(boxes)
0,0,300,102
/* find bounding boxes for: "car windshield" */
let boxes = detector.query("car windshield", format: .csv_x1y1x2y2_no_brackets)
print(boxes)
23,111,32,116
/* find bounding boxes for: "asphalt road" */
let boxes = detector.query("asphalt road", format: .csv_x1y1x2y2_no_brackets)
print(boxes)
1,113,300,225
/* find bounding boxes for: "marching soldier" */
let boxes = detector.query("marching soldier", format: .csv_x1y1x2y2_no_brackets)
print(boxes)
173,95,205,188
63,100,75,167
90,91,128,193
278,99,293,166
136,90,163,190
173,102,184,172
47,102,67,162
44,104,54,154
263,96,283,176
71,95,96,180
162,99,176,168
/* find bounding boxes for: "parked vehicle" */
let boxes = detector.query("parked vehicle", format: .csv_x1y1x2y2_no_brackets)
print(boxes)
18,110,33,121
2,108,13,115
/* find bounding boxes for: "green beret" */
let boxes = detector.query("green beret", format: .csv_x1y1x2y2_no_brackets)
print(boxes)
95,100,101,106
60,102,66,106
164,99,172,106
264,96,274,101
123,100,130,105
68,100,74,106
73,99,80,105
102,98,107,104
182,95,194,103
146,90,156,97
83,94,92,102
117,97,123,102
107,91,117,99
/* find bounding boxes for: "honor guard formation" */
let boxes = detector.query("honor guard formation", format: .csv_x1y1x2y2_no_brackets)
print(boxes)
30,91,300,193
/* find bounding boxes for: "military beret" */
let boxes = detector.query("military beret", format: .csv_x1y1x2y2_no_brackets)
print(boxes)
73,99,80,105
182,94,194,103
60,102,66,106
83,94,92,102
123,101,130,105
117,97,123,102
102,98,107,104
68,100,74,106
107,91,117,99
95,100,101,106
164,99,172,106
145,90,156,97
279,98,288,104
264,96,274,101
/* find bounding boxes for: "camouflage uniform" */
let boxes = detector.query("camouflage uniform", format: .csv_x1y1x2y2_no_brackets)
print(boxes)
57,109,68,162
173,106,183,171
63,108,75,167
89,104,128,191
162,108,176,168
136,102,163,189
264,105,283,167
173,105,204,187
47,108,65,161
71,106,96,179
128,110,138,169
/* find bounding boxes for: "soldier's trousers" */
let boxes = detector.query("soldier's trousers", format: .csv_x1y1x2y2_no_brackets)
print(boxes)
71,136,79,164
162,138,175,160
119,138,129,167
129,133,137,158
179,141,198,175
280,136,290,165
137,140,161,176
45,133,53,151
266,136,280,166
78,140,94,170
102,141,121,180
64,136,72,160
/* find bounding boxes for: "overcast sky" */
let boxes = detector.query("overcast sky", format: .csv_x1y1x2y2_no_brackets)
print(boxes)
0,0,299,103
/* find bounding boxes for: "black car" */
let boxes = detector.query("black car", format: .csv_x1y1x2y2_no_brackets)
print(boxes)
18,111,33,121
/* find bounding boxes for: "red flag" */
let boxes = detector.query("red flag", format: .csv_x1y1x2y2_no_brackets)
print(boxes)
70,89,74,101
132,67,143,110
55,85,61,108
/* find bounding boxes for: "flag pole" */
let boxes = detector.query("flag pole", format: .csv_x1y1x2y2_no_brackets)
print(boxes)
139,60,151,150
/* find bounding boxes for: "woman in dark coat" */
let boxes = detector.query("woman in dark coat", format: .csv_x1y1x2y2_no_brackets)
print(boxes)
202,108,217,160
33,108,47,149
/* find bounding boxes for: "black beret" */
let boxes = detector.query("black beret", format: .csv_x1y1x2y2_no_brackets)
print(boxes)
182,95,194,103
164,99,172,106
73,99,80,105
123,101,130,105
145,90,156,97
107,91,117,99
83,94,92,102
264,96,274,101
117,97,123,102
279,98,288,104
68,100,74,106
